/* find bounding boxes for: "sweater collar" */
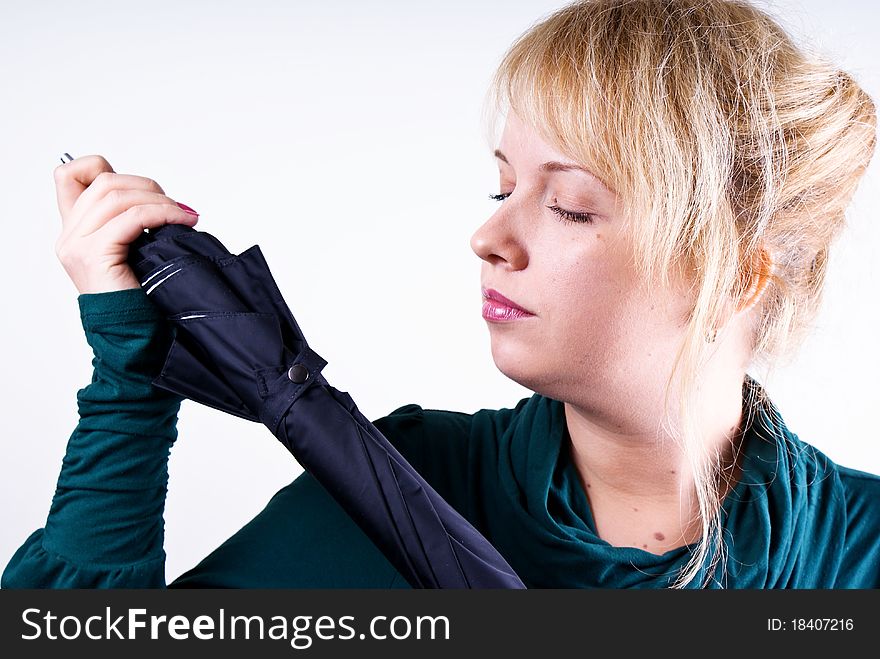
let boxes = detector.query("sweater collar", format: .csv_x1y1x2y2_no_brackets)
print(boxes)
487,375,847,588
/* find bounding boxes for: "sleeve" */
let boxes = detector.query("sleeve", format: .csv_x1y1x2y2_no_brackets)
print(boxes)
835,466,880,588
1,287,183,588
168,470,410,588
371,403,475,514
166,403,475,588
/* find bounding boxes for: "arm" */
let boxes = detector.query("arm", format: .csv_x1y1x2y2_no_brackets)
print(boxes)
2,288,182,588
168,469,411,588
167,404,469,589
2,286,436,589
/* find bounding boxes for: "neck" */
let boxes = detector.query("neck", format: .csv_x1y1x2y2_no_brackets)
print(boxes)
564,372,747,554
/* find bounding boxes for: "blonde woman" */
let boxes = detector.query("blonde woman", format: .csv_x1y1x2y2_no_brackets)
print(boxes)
3,0,878,589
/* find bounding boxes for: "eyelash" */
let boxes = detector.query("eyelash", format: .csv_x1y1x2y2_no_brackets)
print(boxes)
488,192,596,225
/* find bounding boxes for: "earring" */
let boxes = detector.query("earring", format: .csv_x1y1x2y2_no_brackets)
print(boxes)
705,327,717,343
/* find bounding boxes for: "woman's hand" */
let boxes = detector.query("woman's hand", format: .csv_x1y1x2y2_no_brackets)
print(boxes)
53,154,201,294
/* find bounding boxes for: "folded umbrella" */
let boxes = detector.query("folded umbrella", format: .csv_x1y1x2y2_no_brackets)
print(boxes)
126,223,526,589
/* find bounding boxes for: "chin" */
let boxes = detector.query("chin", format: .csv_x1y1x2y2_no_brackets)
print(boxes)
490,336,596,403
489,338,552,395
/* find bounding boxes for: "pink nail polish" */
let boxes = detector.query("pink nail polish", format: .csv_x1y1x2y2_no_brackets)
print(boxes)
177,201,199,216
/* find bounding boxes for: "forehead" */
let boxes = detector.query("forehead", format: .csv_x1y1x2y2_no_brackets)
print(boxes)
497,111,560,159
496,111,617,199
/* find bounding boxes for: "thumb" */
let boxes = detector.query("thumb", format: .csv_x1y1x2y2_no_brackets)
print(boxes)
53,154,115,225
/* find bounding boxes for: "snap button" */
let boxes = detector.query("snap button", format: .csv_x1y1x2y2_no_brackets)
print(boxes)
287,363,310,384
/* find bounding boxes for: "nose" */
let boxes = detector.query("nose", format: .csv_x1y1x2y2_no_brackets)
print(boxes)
469,205,529,271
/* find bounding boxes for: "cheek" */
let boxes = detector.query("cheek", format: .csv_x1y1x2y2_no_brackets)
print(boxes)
553,289,628,368
546,243,628,328
543,235,689,361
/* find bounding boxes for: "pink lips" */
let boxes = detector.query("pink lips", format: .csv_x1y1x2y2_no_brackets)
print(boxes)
481,288,536,322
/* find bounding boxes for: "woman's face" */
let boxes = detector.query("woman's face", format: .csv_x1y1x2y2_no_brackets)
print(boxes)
470,111,698,430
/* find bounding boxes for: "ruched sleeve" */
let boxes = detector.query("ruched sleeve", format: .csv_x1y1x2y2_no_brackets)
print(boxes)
2,286,482,588
2,287,182,588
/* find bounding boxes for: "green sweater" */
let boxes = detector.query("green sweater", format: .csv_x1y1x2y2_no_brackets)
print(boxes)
3,288,879,588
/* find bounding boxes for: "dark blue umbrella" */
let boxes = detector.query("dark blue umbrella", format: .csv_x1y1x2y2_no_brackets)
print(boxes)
126,223,526,589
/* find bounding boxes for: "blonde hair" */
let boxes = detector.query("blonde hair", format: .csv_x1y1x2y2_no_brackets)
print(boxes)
483,0,876,587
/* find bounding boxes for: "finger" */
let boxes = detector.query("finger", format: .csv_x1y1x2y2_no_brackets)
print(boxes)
53,155,115,225
68,171,168,226
75,189,192,237
96,203,199,251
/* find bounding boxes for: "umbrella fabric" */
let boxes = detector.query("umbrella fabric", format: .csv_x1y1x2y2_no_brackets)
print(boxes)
127,223,526,589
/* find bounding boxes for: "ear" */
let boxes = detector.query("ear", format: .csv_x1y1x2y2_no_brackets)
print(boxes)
736,246,775,314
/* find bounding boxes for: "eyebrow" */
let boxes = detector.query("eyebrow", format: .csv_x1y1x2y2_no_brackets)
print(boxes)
494,149,615,195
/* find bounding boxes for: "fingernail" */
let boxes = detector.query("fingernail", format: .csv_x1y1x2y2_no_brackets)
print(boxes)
176,201,200,216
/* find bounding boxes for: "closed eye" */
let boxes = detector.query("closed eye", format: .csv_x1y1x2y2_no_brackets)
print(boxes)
488,192,596,225
546,204,596,225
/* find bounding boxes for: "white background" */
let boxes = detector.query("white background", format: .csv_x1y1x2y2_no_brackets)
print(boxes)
1,0,877,584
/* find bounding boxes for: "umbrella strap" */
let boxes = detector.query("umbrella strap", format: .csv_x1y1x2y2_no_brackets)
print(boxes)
257,344,329,434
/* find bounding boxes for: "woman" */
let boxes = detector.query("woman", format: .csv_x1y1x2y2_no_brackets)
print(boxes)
3,0,878,589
